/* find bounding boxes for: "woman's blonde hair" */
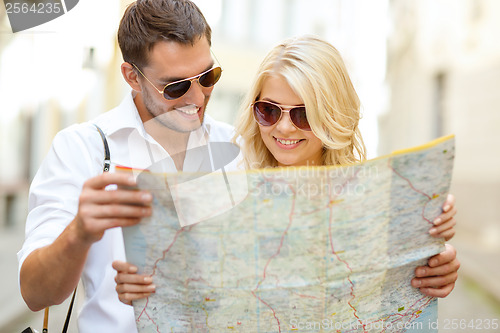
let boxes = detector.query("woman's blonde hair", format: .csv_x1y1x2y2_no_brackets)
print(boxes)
234,35,366,169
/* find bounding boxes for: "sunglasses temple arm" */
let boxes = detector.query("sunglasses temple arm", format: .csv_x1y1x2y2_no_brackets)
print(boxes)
131,63,164,95
210,49,223,69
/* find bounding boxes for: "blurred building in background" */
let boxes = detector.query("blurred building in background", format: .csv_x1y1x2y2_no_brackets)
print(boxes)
0,0,387,230
0,1,126,232
380,0,500,301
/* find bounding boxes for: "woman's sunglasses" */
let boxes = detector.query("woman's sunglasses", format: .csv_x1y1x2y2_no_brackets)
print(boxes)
252,100,311,131
132,64,222,100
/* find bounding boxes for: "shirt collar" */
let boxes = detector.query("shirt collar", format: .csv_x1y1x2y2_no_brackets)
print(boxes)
104,91,144,137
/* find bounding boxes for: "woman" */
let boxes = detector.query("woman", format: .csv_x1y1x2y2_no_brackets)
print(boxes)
234,35,458,297
114,35,459,304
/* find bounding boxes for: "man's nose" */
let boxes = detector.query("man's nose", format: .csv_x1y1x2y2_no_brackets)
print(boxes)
182,79,208,105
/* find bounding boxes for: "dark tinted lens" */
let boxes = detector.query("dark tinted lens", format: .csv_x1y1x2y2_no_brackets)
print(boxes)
163,80,191,100
253,102,281,126
290,107,311,130
199,67,222,87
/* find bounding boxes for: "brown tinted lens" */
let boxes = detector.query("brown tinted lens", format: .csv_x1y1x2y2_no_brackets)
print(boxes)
163,67,222,100
199,67,222,87
253,102,281,126
163,80,191,100
290,107,311,130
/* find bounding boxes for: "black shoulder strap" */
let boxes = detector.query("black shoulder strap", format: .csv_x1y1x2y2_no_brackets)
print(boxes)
61,289,77,333
59,125,111,333
94,124,111,172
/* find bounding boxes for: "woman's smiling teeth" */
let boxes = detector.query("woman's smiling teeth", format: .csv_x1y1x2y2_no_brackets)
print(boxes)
275,137,302,145
175,105,199,115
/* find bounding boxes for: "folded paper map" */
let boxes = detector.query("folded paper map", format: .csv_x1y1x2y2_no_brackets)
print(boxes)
122,135,455,333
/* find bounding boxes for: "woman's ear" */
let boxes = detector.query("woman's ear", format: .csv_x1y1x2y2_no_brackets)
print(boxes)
121,62,141,92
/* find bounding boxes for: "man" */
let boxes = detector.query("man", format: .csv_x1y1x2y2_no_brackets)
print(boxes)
17,0,237,331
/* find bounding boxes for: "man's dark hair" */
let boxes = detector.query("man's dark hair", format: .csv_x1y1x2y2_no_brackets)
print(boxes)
118,0,212,68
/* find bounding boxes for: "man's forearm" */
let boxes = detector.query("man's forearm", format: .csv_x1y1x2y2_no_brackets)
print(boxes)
20,219,91,311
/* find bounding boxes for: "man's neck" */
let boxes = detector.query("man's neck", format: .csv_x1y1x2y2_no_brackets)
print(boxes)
134,93,192,170
144,120,190,170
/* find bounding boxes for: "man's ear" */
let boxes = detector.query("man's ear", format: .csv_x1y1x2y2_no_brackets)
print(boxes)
121,62,141,92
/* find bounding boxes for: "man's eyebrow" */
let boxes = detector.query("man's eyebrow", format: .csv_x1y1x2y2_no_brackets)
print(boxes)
157,62,214,84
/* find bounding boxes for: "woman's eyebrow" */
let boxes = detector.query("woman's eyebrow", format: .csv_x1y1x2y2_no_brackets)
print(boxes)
261,97,304,107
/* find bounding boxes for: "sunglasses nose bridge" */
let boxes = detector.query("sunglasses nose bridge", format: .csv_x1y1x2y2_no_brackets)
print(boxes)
192,76,205,89
163,68,220,100
275,109,298,132
181,77,207,103
185,72,216,93
180,76,200,90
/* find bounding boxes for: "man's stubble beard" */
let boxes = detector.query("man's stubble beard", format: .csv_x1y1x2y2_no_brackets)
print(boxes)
142,86,210,133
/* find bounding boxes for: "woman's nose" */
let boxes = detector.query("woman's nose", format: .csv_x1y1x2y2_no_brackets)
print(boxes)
275,110,297,133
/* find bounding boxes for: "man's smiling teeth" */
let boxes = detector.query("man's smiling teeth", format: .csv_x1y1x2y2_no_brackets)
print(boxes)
175,105,199,115
276,138,301,145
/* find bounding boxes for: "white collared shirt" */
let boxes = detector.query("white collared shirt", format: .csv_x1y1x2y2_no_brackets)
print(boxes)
17,92,241,333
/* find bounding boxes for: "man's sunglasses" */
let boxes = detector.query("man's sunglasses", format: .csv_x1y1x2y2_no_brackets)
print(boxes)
252,100,311,131
132,64,222,100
